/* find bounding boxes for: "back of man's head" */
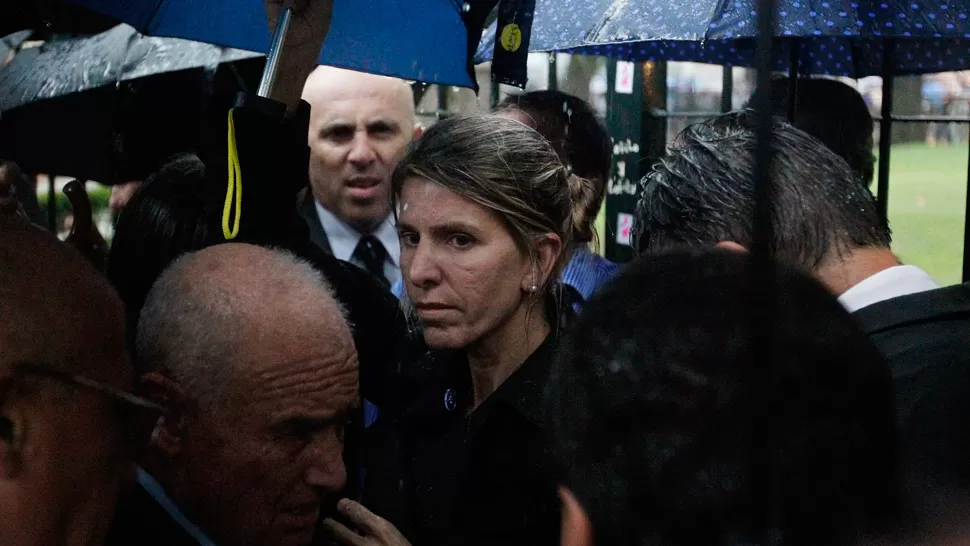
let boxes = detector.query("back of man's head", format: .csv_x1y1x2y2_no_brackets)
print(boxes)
633,110,890,271
496,90,612,184
547,250,897,546
107,153,208,357
749,77,875,185
497,91,612,245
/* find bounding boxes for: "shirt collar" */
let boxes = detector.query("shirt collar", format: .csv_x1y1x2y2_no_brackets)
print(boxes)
136,467,217,546
838,265,940,313
314,201,400,267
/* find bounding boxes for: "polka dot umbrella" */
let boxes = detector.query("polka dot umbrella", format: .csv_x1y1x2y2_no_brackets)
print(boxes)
476,0,970,77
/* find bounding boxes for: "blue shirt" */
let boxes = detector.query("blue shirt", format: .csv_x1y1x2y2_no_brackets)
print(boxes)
561,247,620,308
137,467,217,546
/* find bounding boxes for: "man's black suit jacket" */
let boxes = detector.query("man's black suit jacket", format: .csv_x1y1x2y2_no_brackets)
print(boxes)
852,282,970,493
103,481,200,546
299,191,333,255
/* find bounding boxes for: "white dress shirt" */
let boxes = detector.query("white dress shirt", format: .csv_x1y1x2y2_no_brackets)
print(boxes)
837,265,940,313
315,201,402,286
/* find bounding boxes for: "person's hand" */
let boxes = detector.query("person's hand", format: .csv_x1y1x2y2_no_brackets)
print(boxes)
263,0,334,110
321,499,412,546
264,0,333,54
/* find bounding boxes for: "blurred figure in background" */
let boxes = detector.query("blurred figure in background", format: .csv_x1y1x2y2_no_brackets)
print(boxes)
1,197,158,546
0,159,44,227
749,77,876,185
106,153,209,355
299,66,419,288
108,180,144,221
106,244,358,546
496,91,618,309
634,110,970,523
549,250,897,546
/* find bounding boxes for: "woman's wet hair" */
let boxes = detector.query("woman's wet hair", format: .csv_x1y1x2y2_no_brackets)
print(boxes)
497,91,611,245
391,114,581,293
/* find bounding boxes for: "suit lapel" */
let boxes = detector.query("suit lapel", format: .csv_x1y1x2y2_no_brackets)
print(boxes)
298,191,333,254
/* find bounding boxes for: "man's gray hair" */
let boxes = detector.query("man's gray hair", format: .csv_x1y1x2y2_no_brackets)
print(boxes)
136,245,348,407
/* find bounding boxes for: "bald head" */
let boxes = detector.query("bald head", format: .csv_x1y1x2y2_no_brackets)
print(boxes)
136,243,353,405
301,66,416,234
0,223,128,385
302,66,414,120
135,244,359,546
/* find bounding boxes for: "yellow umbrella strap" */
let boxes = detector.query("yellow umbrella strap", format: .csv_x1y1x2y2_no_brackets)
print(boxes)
222,108,242,240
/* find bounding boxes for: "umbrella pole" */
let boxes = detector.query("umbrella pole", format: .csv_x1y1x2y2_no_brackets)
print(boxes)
876,38,895,224
963,126,970,281
750,0,778,534
47,174,56,233
787,40,799,122
721,66,733,113
257,7,293,98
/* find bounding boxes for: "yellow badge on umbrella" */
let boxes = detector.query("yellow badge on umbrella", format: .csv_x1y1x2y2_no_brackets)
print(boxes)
500,24,522,52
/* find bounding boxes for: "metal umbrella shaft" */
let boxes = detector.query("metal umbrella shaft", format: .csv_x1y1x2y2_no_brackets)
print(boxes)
257,7,293,98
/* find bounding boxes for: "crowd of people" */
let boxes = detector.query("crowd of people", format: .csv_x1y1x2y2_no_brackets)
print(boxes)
3,1,970,545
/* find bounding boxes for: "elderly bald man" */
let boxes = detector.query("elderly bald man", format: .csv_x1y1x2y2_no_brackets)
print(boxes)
105,243,360,546
1,204,156,546
298,66,418,288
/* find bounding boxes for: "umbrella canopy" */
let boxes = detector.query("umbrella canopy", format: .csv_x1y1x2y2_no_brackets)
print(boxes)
0,24,261,113
476,0,970,76
65,0,475,87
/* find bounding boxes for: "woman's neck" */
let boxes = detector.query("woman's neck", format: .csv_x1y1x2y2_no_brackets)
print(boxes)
465,300,551,412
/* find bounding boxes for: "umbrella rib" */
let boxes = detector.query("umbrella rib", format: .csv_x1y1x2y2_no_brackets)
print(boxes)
146,0,166,32
704,0,735,41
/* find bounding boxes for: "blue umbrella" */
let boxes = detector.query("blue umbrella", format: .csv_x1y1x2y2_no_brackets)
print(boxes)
66,0,475,87
476,0,970,77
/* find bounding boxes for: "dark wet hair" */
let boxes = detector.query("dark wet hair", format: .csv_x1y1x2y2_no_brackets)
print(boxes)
497,90,612,244
749,77,875,185
546,249,897,546
107,153,209,359
633,110,891,270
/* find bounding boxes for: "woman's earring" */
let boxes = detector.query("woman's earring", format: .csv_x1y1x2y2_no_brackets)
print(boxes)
526,284,538,294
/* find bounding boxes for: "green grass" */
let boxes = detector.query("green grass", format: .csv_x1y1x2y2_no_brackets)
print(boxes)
878,143,969,286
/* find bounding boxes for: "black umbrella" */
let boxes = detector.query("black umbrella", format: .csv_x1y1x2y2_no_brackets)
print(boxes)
0,0,115,40
0,24,260,113
0,25,265,183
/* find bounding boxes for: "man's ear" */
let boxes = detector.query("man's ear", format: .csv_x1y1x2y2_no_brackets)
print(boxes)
559,486,594,546
523,233,563,293
413,124,424,139
139,372,188,457
715,240,749,254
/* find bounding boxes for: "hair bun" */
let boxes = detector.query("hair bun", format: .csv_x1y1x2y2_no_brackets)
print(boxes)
567,172,597,244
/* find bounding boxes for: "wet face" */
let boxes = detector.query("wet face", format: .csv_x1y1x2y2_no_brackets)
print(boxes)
305,71,414,233
175,314,359,546
0,250,131,546
397,178,535,349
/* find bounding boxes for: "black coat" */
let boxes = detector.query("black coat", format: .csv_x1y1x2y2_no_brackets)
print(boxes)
104,482,201,546
362,334,562,546
852,283,970,493
299,190,334,255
